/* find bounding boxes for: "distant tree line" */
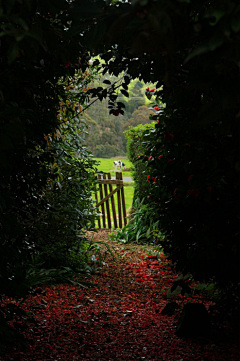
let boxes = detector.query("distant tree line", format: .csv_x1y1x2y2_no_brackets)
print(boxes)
82,76,156,158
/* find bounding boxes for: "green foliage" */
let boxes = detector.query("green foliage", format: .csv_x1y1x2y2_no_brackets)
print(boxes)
83,99,127,157
142,92,240,290
26,266,93,288
77,0,240,295
2,0,240,347
0,0,93,297
86,238,119,269
124,122,156,201
83,75,156,158
109,198,164,245
123,105,154,131
30,116,99,271
94,144,120,158
0,1,101,349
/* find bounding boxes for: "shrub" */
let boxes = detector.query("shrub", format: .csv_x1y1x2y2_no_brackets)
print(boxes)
141,89,240,293
124,122,156,202
0,2,99,349
109,197,164,246
94,144,121,158
29,115,99,270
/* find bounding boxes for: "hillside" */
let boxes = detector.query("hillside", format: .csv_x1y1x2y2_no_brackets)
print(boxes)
81,77,156,158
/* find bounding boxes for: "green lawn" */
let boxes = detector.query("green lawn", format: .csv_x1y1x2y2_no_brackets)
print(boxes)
122,183,134,212
94,157,133,177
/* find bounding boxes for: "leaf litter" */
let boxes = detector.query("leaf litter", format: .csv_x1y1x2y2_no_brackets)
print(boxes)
2,229,240,360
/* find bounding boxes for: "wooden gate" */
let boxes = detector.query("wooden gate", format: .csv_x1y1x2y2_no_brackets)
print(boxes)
95,172,127,229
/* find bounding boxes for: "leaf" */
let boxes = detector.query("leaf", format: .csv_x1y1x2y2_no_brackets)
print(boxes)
73,304,83,309
124,76,130,85
231,14,240,33
136,228,143,243
109,94,117,101
146,227,151,239
102,67,108,75
207,10,225,26
120,89,129,97
185,34,224,63
16,17,29,31
117,101,125,108
121,83,128,90
92,59,100,67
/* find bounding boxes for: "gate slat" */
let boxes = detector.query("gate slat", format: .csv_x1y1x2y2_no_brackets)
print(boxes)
103,173,112,229
95,172,127,229
98,174,106,228
94,185,101,228
96,185,122,207
108,173,118,229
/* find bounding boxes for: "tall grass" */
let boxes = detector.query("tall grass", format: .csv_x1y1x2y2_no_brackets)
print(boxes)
108,197,166,245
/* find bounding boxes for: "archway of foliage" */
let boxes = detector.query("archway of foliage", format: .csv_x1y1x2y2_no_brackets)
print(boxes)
70,0,240,297
2,0,240,347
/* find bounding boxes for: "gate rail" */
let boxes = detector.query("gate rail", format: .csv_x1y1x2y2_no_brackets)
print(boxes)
95,172,127,229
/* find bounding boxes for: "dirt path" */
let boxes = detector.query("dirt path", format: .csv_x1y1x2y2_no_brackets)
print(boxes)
3,230,240,361
111,176,134,183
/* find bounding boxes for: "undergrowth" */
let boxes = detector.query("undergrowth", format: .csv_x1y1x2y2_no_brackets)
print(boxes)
26,236,118,287
108,197,167,246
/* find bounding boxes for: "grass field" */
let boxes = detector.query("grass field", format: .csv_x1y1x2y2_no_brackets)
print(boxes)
94,157,133,177
92,157,134,228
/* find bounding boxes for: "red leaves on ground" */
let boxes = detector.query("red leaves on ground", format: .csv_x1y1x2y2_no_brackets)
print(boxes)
2,232,240,360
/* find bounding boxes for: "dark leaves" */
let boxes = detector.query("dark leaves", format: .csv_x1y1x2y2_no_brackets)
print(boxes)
117,102,125,109
120,89,129,97
102,79,111,85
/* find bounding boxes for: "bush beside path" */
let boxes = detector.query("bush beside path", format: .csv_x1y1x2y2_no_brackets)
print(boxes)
2,230,240,361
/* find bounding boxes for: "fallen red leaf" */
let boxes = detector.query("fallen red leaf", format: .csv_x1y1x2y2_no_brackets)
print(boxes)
2,230,240,361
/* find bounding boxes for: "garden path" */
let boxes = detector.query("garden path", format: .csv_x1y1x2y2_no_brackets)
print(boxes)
111,175,134,182
3,230,240,360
